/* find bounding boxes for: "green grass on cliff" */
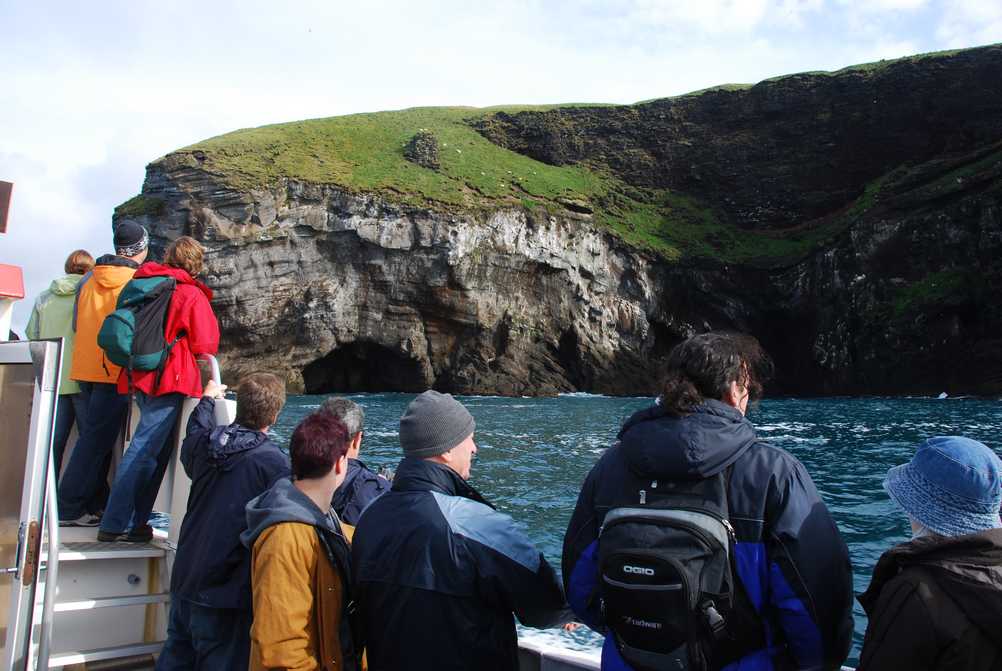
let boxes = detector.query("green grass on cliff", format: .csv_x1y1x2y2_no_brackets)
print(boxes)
115,194,165,218
146,44,998,266
184,106,610,206
892,270,976,319
169,105,852,265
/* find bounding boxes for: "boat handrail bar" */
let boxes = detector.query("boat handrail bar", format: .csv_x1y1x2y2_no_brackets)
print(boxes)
197,353,222,386
37,431,60,669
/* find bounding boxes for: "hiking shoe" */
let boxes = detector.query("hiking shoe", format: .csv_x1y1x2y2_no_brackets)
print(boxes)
59,514,102,527
97,529,126,542
97,525,153,543
125,525,154,542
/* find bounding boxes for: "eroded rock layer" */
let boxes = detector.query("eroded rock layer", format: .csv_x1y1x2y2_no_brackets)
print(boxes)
117,45,1002,396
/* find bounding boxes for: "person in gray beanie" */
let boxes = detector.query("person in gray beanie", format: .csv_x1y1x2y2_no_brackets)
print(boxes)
398,389,478,477
352,390,572,671
57,222,149,527
859,436,1002,670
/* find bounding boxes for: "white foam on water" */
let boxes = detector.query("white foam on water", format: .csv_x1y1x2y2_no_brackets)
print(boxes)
757,422,813,433
769,435,830,445
517,627,603,656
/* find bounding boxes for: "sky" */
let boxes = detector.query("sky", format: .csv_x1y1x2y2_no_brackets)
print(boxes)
2,0,1000,331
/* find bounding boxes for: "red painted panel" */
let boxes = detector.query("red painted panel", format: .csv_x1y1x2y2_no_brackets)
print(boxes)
0,264,25,299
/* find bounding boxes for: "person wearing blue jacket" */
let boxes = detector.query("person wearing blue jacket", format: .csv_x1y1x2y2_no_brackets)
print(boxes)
562,333,854,671
156,373,290,671
322,396,391,524
353,390,572,671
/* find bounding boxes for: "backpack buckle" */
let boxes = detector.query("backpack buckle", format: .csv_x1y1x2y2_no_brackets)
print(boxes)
702,601,726,639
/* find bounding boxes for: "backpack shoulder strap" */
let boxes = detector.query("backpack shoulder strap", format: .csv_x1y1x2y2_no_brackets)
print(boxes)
315,524,365,669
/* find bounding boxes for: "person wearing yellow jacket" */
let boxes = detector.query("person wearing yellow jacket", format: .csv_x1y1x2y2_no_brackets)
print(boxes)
242,411,363,671
57,222,148,527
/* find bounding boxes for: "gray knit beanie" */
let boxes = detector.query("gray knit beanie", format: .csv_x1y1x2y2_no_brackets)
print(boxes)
400,390,476,458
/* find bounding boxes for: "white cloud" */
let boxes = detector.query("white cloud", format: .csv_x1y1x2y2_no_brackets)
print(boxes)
937,0,1002,47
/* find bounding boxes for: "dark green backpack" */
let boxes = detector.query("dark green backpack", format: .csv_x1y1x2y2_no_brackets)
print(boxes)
98,276,181,374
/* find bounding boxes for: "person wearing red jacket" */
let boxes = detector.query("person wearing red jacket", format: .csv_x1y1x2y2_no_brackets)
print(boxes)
98,236,220,542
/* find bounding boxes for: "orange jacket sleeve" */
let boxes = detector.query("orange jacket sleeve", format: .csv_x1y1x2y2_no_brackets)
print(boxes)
251,525,318,671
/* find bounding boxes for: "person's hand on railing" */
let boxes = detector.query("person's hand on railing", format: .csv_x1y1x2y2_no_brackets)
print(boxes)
203,379,227,399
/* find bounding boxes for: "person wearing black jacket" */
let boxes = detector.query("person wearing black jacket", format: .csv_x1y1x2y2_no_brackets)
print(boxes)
859,436,1002,670
156,373,290,671
352,390,572,671
562,333,854,671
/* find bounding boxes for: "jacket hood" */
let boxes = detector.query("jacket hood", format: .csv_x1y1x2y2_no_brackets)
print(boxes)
241,477,338,548
49,274,83,296
617,399,759,480
207,424,270,471
91,255,140,288
391,457,495,509
134,262,213,300
862,528,1002,637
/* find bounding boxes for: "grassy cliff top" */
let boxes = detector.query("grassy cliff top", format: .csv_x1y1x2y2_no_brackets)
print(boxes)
160,104,846,266
143,44,997,266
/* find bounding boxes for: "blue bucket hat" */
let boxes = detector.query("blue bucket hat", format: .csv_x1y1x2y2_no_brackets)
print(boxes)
884,436,1002,537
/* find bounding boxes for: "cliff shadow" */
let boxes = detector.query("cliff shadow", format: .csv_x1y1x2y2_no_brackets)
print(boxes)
302,341,426,394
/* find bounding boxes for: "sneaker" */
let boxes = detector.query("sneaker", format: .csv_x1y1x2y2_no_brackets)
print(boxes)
97,525,154,543
59,514,102,527
125,525,154,543
96,529,125,542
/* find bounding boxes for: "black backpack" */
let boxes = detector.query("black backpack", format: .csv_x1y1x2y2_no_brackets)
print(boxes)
317,522,365,670
598,468,741,671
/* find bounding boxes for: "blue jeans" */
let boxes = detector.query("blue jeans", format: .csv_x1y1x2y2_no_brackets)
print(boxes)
52,392,87,479
156,598,251,671
100,391,183,533
57,382,128,520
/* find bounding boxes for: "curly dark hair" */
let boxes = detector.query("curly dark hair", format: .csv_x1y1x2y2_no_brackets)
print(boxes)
659,332,774,416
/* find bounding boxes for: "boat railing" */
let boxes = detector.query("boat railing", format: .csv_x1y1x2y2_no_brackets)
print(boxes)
36,353,227,670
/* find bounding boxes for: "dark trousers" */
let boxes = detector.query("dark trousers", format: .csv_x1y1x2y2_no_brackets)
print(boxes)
156,598,251,671
57,381,128,519
100,391,183,533
51,392,86,479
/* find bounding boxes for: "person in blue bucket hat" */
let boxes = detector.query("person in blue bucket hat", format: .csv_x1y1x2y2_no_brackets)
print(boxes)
859,436,1002,670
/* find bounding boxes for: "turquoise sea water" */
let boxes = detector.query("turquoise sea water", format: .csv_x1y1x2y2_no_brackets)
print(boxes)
268,394,1002,666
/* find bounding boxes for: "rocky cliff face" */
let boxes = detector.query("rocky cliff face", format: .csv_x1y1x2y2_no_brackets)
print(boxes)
127,159,718,395
116,45,1002,396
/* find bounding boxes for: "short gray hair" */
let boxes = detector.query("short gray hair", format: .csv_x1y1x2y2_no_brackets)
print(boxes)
321,397,365,436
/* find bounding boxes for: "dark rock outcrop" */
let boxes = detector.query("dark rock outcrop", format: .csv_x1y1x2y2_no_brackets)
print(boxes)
117,45,1002,397
403,130,440,170
473,48,1002,232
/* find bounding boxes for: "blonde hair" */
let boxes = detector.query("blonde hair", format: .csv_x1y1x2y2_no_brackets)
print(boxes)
64,249,95,275
164,236,205,278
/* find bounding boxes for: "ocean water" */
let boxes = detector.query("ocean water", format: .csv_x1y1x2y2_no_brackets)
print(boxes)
267,394,1002,667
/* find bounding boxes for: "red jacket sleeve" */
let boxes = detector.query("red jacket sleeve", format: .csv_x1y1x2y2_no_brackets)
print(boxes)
184,288,220,356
